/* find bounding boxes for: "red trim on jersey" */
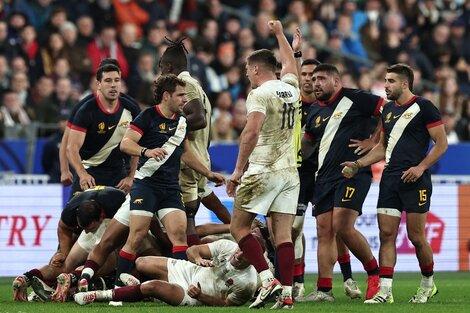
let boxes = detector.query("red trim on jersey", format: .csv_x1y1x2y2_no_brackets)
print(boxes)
130,124,144,135
95,94,120,115
66,121,73,128
426,120,443,129
155,105,176,120
318,87,343,107
373,98,384,116
301,95,315,105
69,124,87,133
394,95,417,108
304,133,315,140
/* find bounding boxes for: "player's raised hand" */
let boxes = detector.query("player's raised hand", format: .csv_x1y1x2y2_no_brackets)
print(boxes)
292,27,302,52
268,20,283,35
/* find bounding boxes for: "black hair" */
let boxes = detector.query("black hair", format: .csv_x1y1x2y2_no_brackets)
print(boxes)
301,59,321,67
98,58,121,69
246,49,277,73
96,64,120,81
77,200,101,229
386,63,414,92
159,37,188,74
312,63,340,76
153,74,186,104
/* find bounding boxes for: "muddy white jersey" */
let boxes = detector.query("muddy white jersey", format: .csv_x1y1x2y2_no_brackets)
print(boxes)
245,73,300,175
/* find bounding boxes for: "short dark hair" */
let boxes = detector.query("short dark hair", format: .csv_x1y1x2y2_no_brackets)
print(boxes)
301,59,321,67
387,63,414,91
98,58,121,69
160,37,188,74
96,64,120,81
247,49,277,73
77,200,101,229
153,74,186,104
312,63,340,76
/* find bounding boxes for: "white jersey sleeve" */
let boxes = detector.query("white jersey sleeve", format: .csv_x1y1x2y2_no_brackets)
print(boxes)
281,73,299,89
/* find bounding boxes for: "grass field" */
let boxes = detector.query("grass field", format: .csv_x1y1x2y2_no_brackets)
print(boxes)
1,272,469,313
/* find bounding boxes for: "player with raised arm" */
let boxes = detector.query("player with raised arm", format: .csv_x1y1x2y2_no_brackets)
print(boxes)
226,20,300,309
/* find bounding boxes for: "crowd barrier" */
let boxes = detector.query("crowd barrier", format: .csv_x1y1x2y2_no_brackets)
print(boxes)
1,183,469,277
1,140,470,175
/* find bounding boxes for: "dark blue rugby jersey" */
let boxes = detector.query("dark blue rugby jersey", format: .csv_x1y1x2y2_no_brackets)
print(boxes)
382,96,442,175
131,105,187,188
69,94,140,169
66,92,139,127
299,96,318,172
61,186,126,228
304,88,383,182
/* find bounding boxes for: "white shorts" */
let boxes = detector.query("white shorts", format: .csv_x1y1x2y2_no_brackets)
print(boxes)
77,218,110,253
234,168,300,216
166,258,202,306
113,194,131,226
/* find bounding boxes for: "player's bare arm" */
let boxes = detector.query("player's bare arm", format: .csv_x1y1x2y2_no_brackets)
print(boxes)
401,124,448,183
184,98,207,131
186,244,214,267
115,156,138,193
349,115,384,155
59,127,73,186
181,140,225,186
67,129,95,190
187,282,234,306
268,20,298,78
120,128,168,161
55,219,75,264
226,112,265,197
341,132,386,178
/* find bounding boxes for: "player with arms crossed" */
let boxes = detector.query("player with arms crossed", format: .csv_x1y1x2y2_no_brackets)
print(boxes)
342,63,447,304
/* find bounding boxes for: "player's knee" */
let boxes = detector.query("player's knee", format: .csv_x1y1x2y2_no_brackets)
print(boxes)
185,205,198,219
379,227,398,242
407,232,425,248
135,256,151,272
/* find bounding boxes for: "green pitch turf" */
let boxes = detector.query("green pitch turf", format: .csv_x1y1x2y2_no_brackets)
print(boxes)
1,272,469,313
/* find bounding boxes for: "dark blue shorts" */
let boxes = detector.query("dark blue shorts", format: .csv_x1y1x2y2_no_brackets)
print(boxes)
296,169,316,216
312,173,372,217
130,181,184,214
377,171,432,213
70,166,127,197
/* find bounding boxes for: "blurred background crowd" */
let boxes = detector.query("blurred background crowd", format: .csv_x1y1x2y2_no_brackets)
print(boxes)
1,0,470,144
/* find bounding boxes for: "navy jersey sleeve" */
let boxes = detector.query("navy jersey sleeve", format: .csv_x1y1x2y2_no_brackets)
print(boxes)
67,94,94,126
354,90,383,117
70,101,94,132
130,108,152,135
120,95,141,118
303,110,316,140
94,187,126,218
420,98,443,129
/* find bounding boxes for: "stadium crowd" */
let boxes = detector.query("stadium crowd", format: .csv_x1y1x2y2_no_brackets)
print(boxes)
0,0,469,142
1,0,458,309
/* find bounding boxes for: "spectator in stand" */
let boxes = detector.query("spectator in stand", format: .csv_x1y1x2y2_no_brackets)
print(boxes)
113,0,149,39
40,32,67,76
0,20,19,61
456,100,470,141
60,21,92,88
119,23,141,75
0,55,10,98
89,0,116,33
11,71,33,108
231,98,247,139
127,52,156,106
438,75,468,119
18,25,42,83
253,12,277,50
0,89,31,138
87,25,129,79
38,6,68,45
76,15,94,47
26,75,54,125
442,110,460,144
211,110,235,142
141,22,167,65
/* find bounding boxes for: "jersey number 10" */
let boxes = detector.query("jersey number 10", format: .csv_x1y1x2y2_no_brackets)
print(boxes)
281,102,295,129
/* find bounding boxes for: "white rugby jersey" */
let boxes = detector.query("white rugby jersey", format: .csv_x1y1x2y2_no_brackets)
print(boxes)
245,73,300,174
192,240,258,305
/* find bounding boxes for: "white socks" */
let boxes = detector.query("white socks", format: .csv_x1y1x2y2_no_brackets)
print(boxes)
379,277,393,294
259,270,275,286
421,275,434,289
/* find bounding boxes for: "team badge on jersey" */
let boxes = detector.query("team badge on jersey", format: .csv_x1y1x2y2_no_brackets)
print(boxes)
333,111,343,119
97,122,106,134
385,112,392,123
403,112,414,119
315,116,321,128
225,278,234,287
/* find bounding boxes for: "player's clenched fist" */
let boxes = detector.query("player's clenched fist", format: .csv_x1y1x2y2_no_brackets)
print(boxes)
268,20,283,34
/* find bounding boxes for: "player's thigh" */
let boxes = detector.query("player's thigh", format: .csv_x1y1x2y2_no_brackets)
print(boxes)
179,167,201,203
64,241,89,272
376,175,402,237
270,168,300,215
399,171,432,214
136,256,169,280
333,173,372,215
160,209,187,243
311,181,335,217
